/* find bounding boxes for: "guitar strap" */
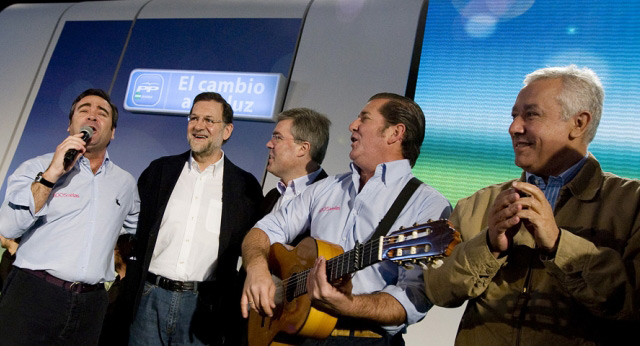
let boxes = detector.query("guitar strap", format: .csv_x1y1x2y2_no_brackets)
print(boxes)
369,177,422,241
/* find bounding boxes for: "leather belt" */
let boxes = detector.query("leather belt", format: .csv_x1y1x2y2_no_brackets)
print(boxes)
330,328,383,338
147,272,207,292
20,267,104,293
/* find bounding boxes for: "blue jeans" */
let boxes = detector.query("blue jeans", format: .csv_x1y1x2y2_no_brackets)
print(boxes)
129,282,207,346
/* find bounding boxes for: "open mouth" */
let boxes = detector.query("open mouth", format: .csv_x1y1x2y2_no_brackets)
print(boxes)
192,133,208,140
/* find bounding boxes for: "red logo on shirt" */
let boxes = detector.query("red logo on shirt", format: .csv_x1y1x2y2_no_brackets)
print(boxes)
319,206,340,213
53,192,80,198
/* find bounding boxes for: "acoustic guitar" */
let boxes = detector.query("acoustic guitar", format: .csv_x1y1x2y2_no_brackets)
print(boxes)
248,219,460,346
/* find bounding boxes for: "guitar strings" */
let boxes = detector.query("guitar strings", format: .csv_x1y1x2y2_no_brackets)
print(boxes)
281,237,384,299
282,232,422,297
279,223,441,300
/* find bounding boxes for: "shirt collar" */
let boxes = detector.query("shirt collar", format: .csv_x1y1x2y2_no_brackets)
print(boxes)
350,159,412,188
525,154,588,189
188,150,225,175
78,151,111,174
276,167,324,195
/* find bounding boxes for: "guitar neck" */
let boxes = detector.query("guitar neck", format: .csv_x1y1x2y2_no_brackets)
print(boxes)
285,237,382,300
326,237,382,281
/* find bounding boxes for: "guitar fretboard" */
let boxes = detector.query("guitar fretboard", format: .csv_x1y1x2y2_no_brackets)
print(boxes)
283,237,384,301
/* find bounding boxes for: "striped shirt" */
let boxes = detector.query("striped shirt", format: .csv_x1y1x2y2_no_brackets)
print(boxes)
526,155,588,210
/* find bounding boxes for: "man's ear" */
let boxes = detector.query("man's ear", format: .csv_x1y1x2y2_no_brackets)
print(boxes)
223,123,234,141
569,111,592,140
297,141,311,158
387,123,406,145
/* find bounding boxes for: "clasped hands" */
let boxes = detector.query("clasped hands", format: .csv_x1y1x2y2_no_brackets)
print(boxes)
487,181,560,257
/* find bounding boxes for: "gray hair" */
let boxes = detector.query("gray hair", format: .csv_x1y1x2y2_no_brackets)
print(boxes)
277,108,331,164
524,65,604,143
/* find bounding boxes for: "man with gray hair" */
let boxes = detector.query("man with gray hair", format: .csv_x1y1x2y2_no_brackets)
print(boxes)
424,65,640,345
259,108,331,215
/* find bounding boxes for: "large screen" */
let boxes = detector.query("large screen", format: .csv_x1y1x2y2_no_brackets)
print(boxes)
413,0,640,206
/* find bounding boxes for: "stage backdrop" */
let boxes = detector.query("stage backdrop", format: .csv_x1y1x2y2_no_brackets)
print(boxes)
1,17,301,199
412,0,640,206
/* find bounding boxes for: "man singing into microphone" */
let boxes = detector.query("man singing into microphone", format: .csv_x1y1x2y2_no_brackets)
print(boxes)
0,88,139,345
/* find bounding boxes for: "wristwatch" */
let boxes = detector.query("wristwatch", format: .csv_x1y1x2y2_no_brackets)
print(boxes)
34,172,55,188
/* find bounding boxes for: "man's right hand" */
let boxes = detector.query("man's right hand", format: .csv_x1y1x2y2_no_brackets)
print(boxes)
486,183,523,256
31,134,89,213
47,133,89,179
240,228,277,318
241,263,276,318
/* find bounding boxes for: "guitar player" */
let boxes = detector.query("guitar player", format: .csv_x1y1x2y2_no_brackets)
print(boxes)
241,93,452,345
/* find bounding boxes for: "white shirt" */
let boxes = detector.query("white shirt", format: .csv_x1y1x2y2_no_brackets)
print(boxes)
148,153,224,281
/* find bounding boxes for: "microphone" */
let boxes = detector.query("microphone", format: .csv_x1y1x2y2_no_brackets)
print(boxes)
63,126,93,169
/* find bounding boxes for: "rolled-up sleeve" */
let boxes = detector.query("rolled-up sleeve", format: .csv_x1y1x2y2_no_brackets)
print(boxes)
0,158,49,238
381,264,431,334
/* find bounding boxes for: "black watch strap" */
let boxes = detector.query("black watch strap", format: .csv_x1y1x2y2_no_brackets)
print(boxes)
35,172,55,188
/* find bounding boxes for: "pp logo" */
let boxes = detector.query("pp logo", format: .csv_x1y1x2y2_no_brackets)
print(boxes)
132,73,164,106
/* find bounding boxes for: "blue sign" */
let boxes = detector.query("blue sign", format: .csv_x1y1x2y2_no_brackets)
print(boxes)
124,69,286,121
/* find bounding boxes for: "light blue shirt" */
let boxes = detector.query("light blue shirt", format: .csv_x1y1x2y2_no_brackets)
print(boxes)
273,168,324,211
256,159,451,334
0,152,139,284
526,155,588,210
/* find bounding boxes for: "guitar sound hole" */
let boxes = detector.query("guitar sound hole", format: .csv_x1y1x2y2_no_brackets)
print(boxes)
286,288,295,302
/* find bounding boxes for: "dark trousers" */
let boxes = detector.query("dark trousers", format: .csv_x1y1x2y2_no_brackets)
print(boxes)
0,268,109,346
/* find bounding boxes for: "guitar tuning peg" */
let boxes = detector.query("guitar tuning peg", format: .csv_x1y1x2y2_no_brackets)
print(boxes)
429,259,444,269
403,262,415,270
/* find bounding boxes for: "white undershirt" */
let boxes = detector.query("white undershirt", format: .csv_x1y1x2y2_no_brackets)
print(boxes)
148,153,224,282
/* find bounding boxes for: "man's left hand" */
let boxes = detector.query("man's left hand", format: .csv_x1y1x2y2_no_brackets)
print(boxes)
511,181,560,254
306,256,353,314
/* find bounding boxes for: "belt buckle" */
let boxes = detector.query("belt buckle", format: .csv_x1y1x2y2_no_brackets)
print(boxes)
170,280,183,291
69,281,81,292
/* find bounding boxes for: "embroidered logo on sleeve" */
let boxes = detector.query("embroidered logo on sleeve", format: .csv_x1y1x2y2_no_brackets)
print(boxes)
319,206,340,213
53,193,80,198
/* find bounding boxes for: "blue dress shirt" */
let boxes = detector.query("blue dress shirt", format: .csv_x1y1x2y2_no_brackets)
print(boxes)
525,155,588,209
256,159,452,334
0,152,139,284
272,168,324,211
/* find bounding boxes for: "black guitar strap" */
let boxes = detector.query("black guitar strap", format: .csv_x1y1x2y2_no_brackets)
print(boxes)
369,177,422,241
